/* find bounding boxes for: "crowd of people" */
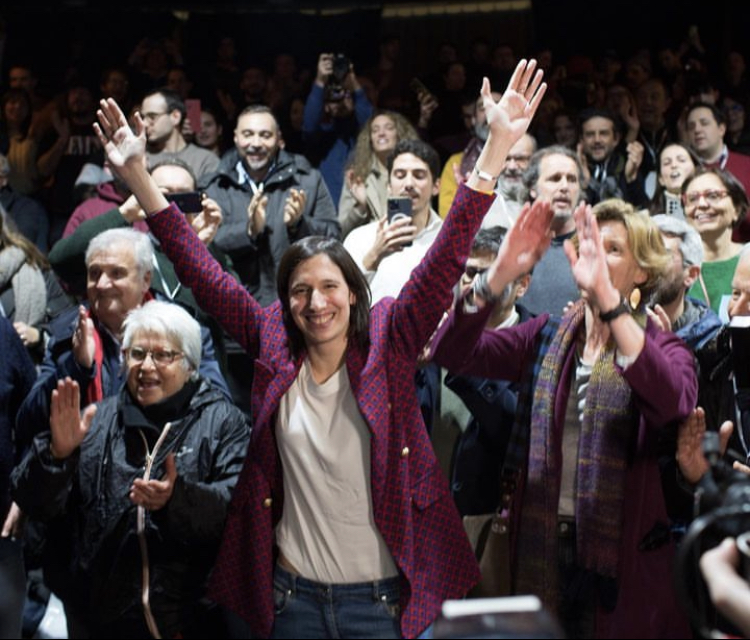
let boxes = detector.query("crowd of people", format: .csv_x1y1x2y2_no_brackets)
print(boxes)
1,22,750,640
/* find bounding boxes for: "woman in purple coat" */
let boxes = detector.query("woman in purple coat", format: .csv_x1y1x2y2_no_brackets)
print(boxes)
431,198,697,638
93,62,549,639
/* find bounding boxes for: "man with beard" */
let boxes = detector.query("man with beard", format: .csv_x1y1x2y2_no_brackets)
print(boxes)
578,108,647,207
652,215,722,350
479,132,536,229
517,146,584,317
205,105,339,306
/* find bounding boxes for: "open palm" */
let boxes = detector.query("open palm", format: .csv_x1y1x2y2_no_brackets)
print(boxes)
491,199,553,285
483,59,546,143
94,98,147,171
563,203,611,304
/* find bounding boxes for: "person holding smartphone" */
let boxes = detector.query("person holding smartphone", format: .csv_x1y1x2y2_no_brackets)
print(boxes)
93,60,547,640
343,139,442,305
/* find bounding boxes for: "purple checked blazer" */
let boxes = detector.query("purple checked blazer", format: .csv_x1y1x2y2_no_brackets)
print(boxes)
146,184,489,639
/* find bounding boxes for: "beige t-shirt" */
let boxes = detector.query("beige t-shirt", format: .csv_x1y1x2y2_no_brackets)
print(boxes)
275,359,398,583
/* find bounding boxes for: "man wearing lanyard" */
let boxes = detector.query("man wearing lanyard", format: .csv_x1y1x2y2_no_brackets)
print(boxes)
204,106,340,307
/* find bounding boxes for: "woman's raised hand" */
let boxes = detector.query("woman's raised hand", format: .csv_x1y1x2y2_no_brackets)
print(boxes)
93,98,147,173
563,202,616,309
486,199,553,294
482,59,546,143
49,378,97,460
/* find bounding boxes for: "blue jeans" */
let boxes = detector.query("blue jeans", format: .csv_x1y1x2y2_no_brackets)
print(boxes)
271,564,402,639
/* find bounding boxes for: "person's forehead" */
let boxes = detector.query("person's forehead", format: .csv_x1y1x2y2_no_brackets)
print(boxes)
599,219,628,240
510,135,534,155
660,234,682,255
638,81,665,98
661,144,688,159
372,114,395,128
688,107,716,124
237,112,277,133
582,116,615,133
391,152,430,172
9,67,30,79
130,329,176,347
143,93,168,110
291,253,346,284
540,153,577,175
467,250,495,266
686,172,723,191
87,243,136,267
152,165,195,191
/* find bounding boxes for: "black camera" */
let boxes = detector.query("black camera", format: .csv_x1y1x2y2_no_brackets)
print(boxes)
331,54,351,84
325,54,351,103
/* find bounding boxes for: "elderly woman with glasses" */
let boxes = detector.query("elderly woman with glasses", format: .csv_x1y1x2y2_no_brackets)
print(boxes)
12,300,249,639
682,167,748,314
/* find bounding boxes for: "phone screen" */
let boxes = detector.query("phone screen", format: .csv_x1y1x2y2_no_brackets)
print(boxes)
185,99,202,135
165,191,202,214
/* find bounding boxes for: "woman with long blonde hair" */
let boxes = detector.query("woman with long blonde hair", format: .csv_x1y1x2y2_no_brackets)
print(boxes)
338,110,419,238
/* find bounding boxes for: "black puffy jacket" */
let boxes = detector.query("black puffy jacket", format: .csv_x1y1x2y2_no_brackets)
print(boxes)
12,379,250,638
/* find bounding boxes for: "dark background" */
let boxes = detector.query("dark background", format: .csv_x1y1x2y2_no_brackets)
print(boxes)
0,1,743,93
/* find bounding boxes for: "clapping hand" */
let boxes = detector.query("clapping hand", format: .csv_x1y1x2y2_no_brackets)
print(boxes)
563,202,618,310
130,453,177,511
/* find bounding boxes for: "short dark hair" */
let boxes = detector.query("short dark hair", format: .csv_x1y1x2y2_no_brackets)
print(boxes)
686,101,726,128
277,236,371,357
386,139,440,182
236,104,280,132
578,107,618,131
145,88,186,124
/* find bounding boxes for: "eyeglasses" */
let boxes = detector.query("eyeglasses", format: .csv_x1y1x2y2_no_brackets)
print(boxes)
683,189,730,206
464,266,489,279
125,347,183,366
141,111,168,123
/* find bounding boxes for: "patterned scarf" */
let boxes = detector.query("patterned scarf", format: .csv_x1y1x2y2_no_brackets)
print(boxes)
514,300,639,610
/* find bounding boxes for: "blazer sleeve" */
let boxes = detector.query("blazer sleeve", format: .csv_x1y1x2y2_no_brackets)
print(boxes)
386,183,494,361
147,204,264,358
619,320,698,427
431,299,547,382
